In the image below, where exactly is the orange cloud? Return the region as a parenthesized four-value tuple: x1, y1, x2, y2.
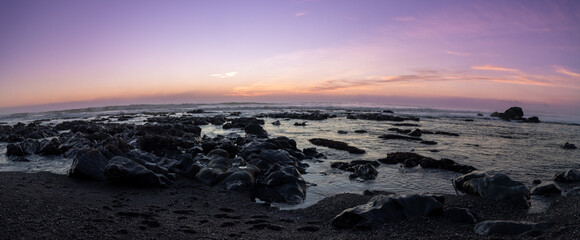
(471, 65, 519, 72)
(554, 65, 580, 77)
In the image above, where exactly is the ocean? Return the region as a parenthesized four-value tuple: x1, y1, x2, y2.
(1, 102, 579, 209)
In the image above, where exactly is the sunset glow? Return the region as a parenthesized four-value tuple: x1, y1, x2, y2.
(1, 0, 579, 113)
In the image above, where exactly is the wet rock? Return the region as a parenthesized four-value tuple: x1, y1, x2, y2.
(308, 138, 365, 154)
(562, 142, 577, 149)
(196, 149, 233, 185)
(443, 207, 477, 224)
(337, 130, 348, 134)
(69, 148, 109, 181)
(138, 134, 197, 157)
(6, 143, 25, 156)
(254, 164, 307, 204)
(474, 220, 550, 236)
(409, 129, 422, 137)
(378, 134, 422, 141)
(256, 112, 332, 120)
(553, 169, 580, 182)
(348, 164, 378, 181)
(36, 138, 62, 156)
(294, 122, 307, 126)
(454, 172, 530, 208)
(420, 140, 437, 145)
(354, 130, 367, 133)
(440, 158, 476, 174)
(378, 152, 426, 167)
(531, 182, 562, 196)
(220, 165, 260, 191)
(272, 120, 281, 125)
(331, 194, 444, 229)
(104, 156, 171, 187)
(244, 123, 268, 138)
(331, 160, 380, 171)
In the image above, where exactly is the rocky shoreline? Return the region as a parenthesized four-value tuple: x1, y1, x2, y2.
(0, 171, 578, 239)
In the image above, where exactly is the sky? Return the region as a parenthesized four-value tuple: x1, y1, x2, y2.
(1, 0, 579, 114)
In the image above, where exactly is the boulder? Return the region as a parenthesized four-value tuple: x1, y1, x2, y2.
(104, 156, 171, 187)
(443, 207, 477, 224)
(308, 138, 365, 154)
(378, 152, 426, 167)
(455, 172, 530, 208)
(331, 194, 444, 229)
(553, 169, 580, 182)
(6, 143, 25, 156)
(36, 138, 62, 156)
(219, 165, 260, 191)
(474, 220, 550, 236)
(567, 186, 580, 196)
(562, 142, 577, 149)
(531, 182, 562, 196)
(409, 129, 422, 137)
(348, 163, 378, 181)
(196, 149, 233, 185)
(244, 123, 268, 138)
(254, 165, 307, 204)
(272, 120, 281, 125)
(68, 148, 109, 181)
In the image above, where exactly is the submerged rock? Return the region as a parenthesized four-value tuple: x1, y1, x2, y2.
(348, 164, 378, 181)
(474, 220, 550, 236)
(331, 194, 444, 229)
(309, 138, 365, 154)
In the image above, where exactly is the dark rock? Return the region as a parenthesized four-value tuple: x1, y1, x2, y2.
(567, 186, 580, 196)
(562, 142, 577, 149)
(331, 194, 444, 229)
(267, 136, 298, 151)
(420, 140, 437, 145)
(220, 165, 260, 191)
(532, 179, 542, 184)
(553, 169, 580, 182)
(524, 116, 540, 123)
(138, 134, 197, 157)
(6, 143, 25, 156)
(393, 123, 420, 127)
(36, 138, 62, 156)
(244, 123, 268, 138)
(378, 152, 426, 166)
(354, 130, 367, 133)
(69, 148, 109, 181)
(443, 207, 477, 224)
(378, 134, 422, 141)
(337, 130, 348, 134)
(409, 129, 422, 137)
(272, 120, 281, 125)
(455, 172, 530, 208)
(531, 182, 562, 196)
(347, 113, 419, 122)
(474, 220, 550, 236)
(104, 156, 171, 187)
(348, 164, 378, 181)
(440, 158, 476, 174)
(196, 149, 233, 185)
(256, 112, 332, 121)
(254, 164, 307, 204)
(294, 122, 307, 126)
(302, 148, 318, 158)
(308, 138, 365, 154)
(419, 158, 441, 169)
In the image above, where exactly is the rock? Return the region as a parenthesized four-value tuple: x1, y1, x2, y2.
(68, 148, 109, 181)
(440, 158, 476, 174)
(104, 156, 171, 187)
(346, 113, 419, 122)
(562, 142, 577, 149)
(272, 120, 281, 125)
(254, 164, 307, 204)
(36, 138, 62, 156)
(220, 165, 260, 191)
(531, 182, 562, 196)
(378, 152, 426, 167)
(302, 148, 318, 158)
(455, 172, 530, 208)
(337, 130, 348, 134)
(331, 194, 444, 229)
(308, 138, 365, 154)
(567, 186, 580, 196)
(196, 149, 233, 185)
(6, 143, 25, 156)
(553, 169, 580, 182)
(409, 129, 422, 137)
(474, 220, 550, 236)
(354, 130, 367, 133)
(331, 160, 380, 172)
(256, 112, 332, 120)
(443, 207, 477, 224)
(138, 134, 197, 157)
(504, 107, 524, 120)
(244, 123, 268, 138)
(348, 164, 378, 181)
(524, 116, 540, 123)
(532, 179, 542, 184)
(294, 122, 307, 126)
(420, 140, 437, 145)
(378, 134, 422, 141)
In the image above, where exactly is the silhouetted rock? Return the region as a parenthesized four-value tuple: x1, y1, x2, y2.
(309, 138, 365, 154)
(256, 112, 333, 120)
(490, 106, 539, 122)
(553, 169, 580, 182)
(68, 148, 109, 181)
(331, 194, 444, 229)
(409, 129, 422, 137)
(272, 120, 281, 125)
(347, 113, 419, 122)
(562, 142, 577, 149)
(337, 130, 348, 134)
(354, 130, 367, 133)
(244, 123, 268, 138)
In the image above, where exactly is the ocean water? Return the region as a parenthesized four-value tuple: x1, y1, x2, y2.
(1, 102, 579, 209)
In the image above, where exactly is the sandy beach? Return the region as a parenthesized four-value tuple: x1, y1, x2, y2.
(1, 171, 578, 240)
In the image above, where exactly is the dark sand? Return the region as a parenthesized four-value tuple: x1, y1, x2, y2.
(1, 172, 578, 239)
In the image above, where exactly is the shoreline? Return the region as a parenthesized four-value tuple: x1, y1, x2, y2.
(1, 171, 578, 239)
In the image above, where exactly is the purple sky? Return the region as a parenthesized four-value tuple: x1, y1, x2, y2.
(1, 0, 579, 113)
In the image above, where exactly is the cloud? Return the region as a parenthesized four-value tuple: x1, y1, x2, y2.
(393, 16, 416, 22)
(210, 72, 238, 78)
(471, 65, 519, 72)
(445, 51, 471, 57)
(554, 65, 580, 77)
(295, 11, 308, 17)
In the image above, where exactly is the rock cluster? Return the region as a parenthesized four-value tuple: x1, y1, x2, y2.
(490, 106, 540, 122)
(378, 152, 476, 174)
(453, 171, 531, 208)
(308, 138, 365, 154)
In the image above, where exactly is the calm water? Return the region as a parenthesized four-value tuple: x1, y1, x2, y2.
(1, 103, 579, 209)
